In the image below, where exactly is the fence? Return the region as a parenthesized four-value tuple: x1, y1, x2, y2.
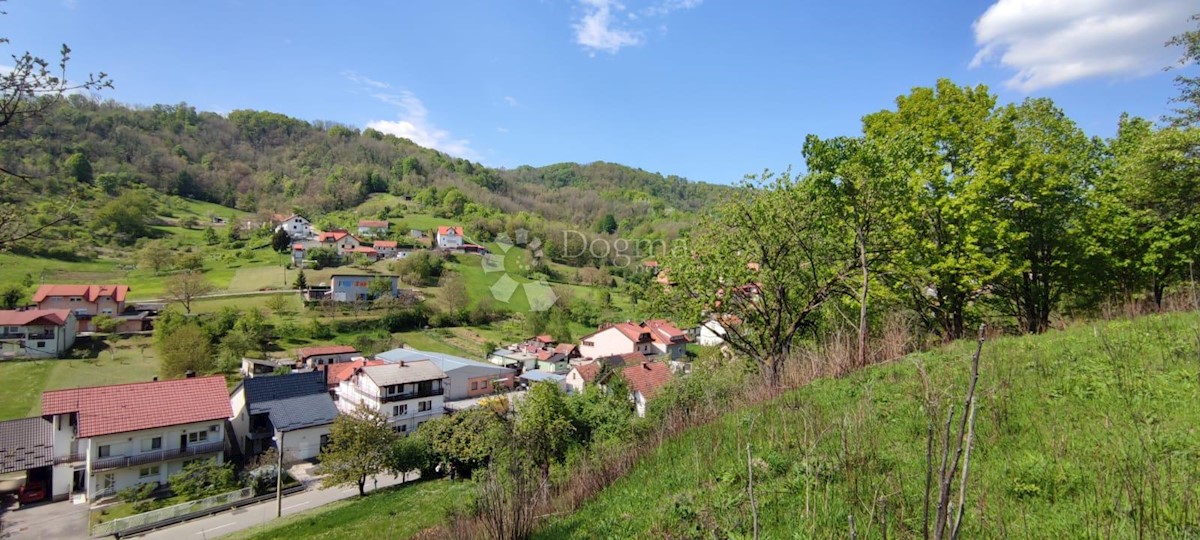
(90, 487, 252, 537)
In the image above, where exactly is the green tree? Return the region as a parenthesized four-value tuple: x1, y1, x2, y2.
(93, 190, 156, 242)
(441, 188, 468, 217)
(165, 270, 214, 314)
(293, 269, 308, 289)
(92, 314, 120, 334)
(597, 213, 618, 234)
(386, 435, 436, 482)
(657, 170, 854, 385)
(167, 459, 237, 500)
(203, 226, 219, 245)
(158, 323, 215, 377)
(137, 241, 173, 275)
(320, 404, 397, 496)
(975, 98, 1095, 332)
(307, 247, 339, 269)
(0, 285, 24, 309)
(63, 152, 92, 184)
(441, 274, 470, 317)
(420, 407, 503, 479)
(1166, 14, 1200, 127)
(178, 252, 204, 272)
(270, 227, 291, 252)
(394, 250, 444, 286)
(264, 293, 293, 317)
(368, 277, 395, 300)
(862, 79, 1000, 339)
(514, 382, 575, 485)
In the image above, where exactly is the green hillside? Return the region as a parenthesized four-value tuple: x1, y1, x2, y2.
(535, 312, 1200, 539)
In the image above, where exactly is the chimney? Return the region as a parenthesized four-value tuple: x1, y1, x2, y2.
(642, 362, 651, 371)
(185, 370, 195, 378)
(152, 376, 158, 382)
(398, 360, 405, 367)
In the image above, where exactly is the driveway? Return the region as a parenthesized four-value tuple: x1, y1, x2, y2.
(0, 497, 88, 540)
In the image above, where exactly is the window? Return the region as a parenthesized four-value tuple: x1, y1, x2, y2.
(418, 400, 431, 412)
(101, 473, 115, 491)
(36, 341, 45, 348)
(320, 434, 330, 447)
(397, 404, 408, 415)
(141, 437, 162, 452)
(470, 381, 478, 391)
(187, 431, 208, 443)
(97, 445, 111, 458)
(139, 466, 160, 479)
(398, 424, 407, 433)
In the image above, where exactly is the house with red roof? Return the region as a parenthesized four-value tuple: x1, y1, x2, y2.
(0, 309, 78, 358)
(41, 375, 233, 501)
(297, 344, 360, 369)
(357, 219, 390, 238)
(436, 225, 464, 249)
(316, 229, 362, 256)
(372, 240, 399, 258)
(621, 361, 674, 417)
(578, 320, 691, 361)
(32, 284, 131, 333)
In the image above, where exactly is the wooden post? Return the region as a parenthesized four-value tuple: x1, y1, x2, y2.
(275, 430, 284, 518)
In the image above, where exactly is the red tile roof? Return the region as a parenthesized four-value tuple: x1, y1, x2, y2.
(553, 343, 578, 356)
(643, 319, 690, 345)
(574, 361, 602, 383)
(373, 240, 398, 248)
(358, 220, 390, 228)
(0, 309, 71, 327)
(437, 226, 463, 236)
(41, 376, 232, 438)
(349, 247, 379, 255)
(534, 334, 555, 344)
(325, 359, 385, 388)
(317, 230, 350, 242)
(621, 361, 674, 400)
(298, 345, 359, 360)
(32, 284, 129, 304)
(292, 243, 306, 250)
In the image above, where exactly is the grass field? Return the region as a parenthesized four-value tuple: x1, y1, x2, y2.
(536, 312, 1200, 539)
(224, 479, 474, 540)
(0, 335, 159, 420)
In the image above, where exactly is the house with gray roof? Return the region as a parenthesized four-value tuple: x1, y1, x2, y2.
(229, 371, 338, 461)
(0, 417, 56, 501)
(377, 347, 516, 401)
(334, 360, 447, 434)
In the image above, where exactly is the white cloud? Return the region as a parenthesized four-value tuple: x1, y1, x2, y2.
(496, 127, 510, 133)
(340, 70, 390, 90)
(343, 72, 478, 160)
(574, 0, 643, 55)
(971, 0, 1197, 91)
(643, 0, 702, 17)
(503, 95, 520, 107)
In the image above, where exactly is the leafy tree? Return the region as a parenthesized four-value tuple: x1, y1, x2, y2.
(862, 80, 1000, 339)
(657, 170, 854, 385)
(975, 98, 1094, 332)
(270, 227, 291, 252)
(307, 247, 339, 269)
(178, 252, 204, 272)
(597, 213, 618, 234)
(1166, 14, 1200, 127)
(165, 271, 214, 314)
(368, 277, 395, 301)
(320, 404, 396, 496)
(225, 222, 240, 243)
(93, 190, 156, 242)
(441, 274, 470, 317)
(137, 241, 173, 275)
(386, 435, 436, 482)
(0, 285, 23, 309)
(203, 227, 219, 245)
(63, 152, 92, 184)
(167, 459, 237, 500)
(441, 188, 468, 217)
(264, 293, 293, 317)
(566, 379, 633, 446)
(293, 269, 308, 289)
(92, 314, 120, 334)
(514, 382, 575, 483)
(394, 250, 445, 286)
(158, 323, 215, 377)
(420, 407, 503, 479)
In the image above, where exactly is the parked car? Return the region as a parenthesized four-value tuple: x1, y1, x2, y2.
(18, 481, 47, 505)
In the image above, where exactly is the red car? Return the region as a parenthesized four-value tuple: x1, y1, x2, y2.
(18, 481, 47, 505)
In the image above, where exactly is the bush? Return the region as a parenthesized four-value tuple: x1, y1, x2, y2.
(167, 459, 238, 501)
(118, 482, 157, 511)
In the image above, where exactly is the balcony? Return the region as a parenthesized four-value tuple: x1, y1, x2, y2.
(92, 440, 224, 471)
(1, 332, 54, 341)
(379, 387, 444, 403)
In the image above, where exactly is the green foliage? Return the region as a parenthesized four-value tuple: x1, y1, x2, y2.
(118, 483, 157, 512)
(320, 404, 397, 496)
(306, 247, 339, 269)
(420, 407, 505, 479)
(0, 285, 23, 309)
(157, 323, 215, 377)
(367, 277, 395, 300)
(92, 314, 120, 334)
(514, 382, 576, 472)
(386, 435, 437, 479)
(92, 190, 156, 243)
(167, 459, 238, 501)
(1165, 15, 1200, 127)
(270, 228, 291, 252)
(394, 250, 445, 286)
(540, 312, 1200, 539)
(203, 227, 219, 245)
(63, 152, 93, 184)
(293, 269, 308, 289)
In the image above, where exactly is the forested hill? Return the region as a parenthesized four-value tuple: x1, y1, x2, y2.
(0, 97, 732, 229)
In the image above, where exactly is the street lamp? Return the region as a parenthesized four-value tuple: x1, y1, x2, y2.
(273, 430, 284, 517)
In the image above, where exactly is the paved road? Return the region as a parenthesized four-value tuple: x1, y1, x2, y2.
(133, 473, 413, 540)
(0, 497, 89, 540)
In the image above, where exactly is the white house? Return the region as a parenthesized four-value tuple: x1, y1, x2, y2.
(698, 319, 727, 346)
(296, 345, 360, 369)
(436, 226, 464, 249)
(41, 376, 233, 501)
(621, 361, 674, 418)
(334, 361, 447, 434)
(373, 240, 399, 258)
(229, 371, 337, 461)
(577, 320, 690, 361)
(0, 310, 78, 359)
(276, 215, 313, 239)
(357, 220, 390, 238)
(376, 348, 516, 402)
(316, 230, 362, 256)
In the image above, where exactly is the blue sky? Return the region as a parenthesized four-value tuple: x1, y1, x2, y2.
(4, 0, 1196, 184)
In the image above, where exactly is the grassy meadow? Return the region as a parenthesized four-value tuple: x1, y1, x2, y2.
(536, 311, 1200, 539)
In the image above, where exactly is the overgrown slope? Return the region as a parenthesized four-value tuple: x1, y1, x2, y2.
(537, 313, 1200, 538)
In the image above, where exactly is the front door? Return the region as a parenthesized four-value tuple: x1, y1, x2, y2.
(72, 468, 85, 493)
(180, 433, 188, 451)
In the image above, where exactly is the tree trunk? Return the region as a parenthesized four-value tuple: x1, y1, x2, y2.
(357, 476, 366, 496)
(857, 230, 870, 368)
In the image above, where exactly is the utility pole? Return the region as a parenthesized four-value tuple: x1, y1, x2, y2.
(275, 430, 284, 517)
